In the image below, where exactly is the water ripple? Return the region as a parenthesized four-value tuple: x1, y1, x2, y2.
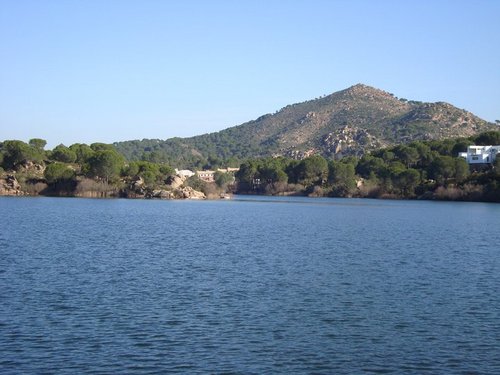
(1, 197, 500, 374)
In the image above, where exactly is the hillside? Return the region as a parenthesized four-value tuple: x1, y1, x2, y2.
(114, 84, 496, 167)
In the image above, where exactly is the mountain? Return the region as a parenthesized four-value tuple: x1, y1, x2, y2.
(114, 84, 496, 166)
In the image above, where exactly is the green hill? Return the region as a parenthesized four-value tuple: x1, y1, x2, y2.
(114, 84, 496, 167)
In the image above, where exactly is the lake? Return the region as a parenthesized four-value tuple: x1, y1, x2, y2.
(1, 196, 499, 374)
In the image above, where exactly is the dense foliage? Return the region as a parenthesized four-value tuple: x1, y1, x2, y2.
(234, 131, 500, 201)
(0, 139, 177, 196)
(1, 129, 499, 201)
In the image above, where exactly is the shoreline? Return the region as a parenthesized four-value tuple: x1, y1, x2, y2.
(1, 190, 498, 204)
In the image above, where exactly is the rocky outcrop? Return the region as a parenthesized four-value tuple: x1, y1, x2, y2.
(143, 186, 205, 199)
(320, 126, 387, 158)
(125, 176, 146, 197)
(0, 172, 206, 200)
(17, 161, 45, 175)
(165, 175, 185, 189)
(124, 174, 204, 199)
(149, 189, 174, 199)
(281, 148, 318, 160)
(178, 186, 206, 199)
(0, 175, 25, 196)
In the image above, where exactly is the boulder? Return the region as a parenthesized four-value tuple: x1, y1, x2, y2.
(128, 176, 146, 195)
(151, 189, 174, 199)
(0, 175, 25, 196)
(18, 161, 46, 174)
(131, 176, 144, 188)
(179, 186, 206, 199)
(165, 175, 185, 189)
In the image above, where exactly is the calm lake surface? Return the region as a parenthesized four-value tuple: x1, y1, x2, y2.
(1, 196, 499, 374)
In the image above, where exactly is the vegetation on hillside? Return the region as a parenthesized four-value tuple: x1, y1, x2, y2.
(0, 140, 176, 197)
(114, 84, 496, 168)
(234, 131, 500, 202)
(1, 130, 499, 202)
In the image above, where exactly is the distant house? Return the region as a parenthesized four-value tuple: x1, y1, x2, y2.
(175, 169, 195, 178)
(459, 145, 500, 167)
(196, 168, 239, 182)
(197, 170, 215, 182)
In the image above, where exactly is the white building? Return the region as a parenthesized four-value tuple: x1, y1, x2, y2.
(175, 169, 195, 178)
(459, 145, 500, 165)
(194, 167, 240, 182)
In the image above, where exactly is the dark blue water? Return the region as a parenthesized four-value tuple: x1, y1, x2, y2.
(1, 196, 499, 374)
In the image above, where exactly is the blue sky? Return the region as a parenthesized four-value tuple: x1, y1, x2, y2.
(1, 0, 499, 148)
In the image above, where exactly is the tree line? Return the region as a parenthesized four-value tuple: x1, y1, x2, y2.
(235, 131, 500, 201)
(2, 130, 500, 201)
(0, 139, 175, 193)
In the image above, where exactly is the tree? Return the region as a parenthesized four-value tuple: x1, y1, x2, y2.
(226, 156, 240, 168)
(428, 156, 456, 185)
(214, 171, 234, 188)
(259, 159, 288, 185)
(90, 143, 116, 152)
(451, 139, 473, 156)
(409, 141, 434, 167)
(381, 150, 395, 162)
(87, 150, 125, 183)
(427, 157, 468, 185)
(284, 160, 301, 183)
(295, 155, 328, 185)
(159, 164, 174, 177)
(494, 157, 500, 176)
(356, 155, 386, 178)
(121, 160, 174, 185)
(185, 175, 207, 192)
(454, 158, 469, 182)
(394, 168, 420, 196)
(44, 163, 76, 185)
(379, 162, 405, 194)
(393, 145, 419, 167)
(146, 150, 168, 164)
(1, 140, 43, 169)
(235, 160, 259, 190)
(122, 162, 140, 177)
(205, 155, 223, 169)
(51, 144, 77, 163)
(69, 143, 94, 164)
(473, 131, 500, 146)
(29, 138, 47, 152)
(135, 161, 161, 185)
(328, 161, 356, 196)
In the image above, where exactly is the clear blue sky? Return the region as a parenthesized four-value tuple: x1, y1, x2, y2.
(1, 0, 499, 148)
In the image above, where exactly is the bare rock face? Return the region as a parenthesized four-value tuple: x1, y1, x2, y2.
(179, 186, 206, 199)
(0, 175, 25, 196)
(16, 161, 46, 177)
(320, 126, 388, 158)
(131, 176, 144, 188)
(282, 148, 318, 160)
(128, 176, 146, 196)
(150, 189, 174, 199)
(165, 175, 185, 189)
